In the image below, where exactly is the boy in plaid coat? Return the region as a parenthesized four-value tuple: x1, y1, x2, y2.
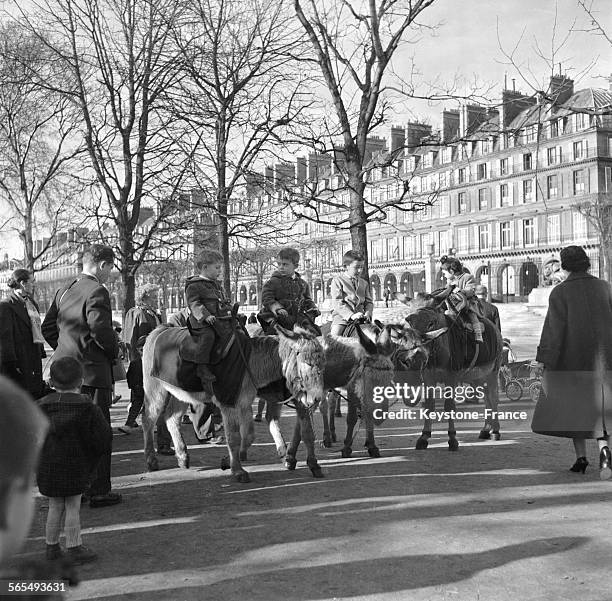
(37, 357, 111, 565)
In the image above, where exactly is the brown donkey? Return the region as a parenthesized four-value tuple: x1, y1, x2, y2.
(142, 325, 325, 483)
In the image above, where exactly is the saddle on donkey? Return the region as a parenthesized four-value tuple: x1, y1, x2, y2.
(445, 314, 497, 371)
(150, 313, 251, 405)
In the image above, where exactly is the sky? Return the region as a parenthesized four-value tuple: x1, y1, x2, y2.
(396, 0, 612, 124)
(1, 0, 611, 259)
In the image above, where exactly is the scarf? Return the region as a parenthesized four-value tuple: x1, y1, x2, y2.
(24, 296, 45, 345)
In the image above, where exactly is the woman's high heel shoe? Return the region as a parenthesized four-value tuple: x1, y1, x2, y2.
(569, 457, 589, 474)
(599, 446, 611, 480)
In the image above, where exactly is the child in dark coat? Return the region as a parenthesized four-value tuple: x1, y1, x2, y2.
(37, 357, 112, 565)
(259, 247, 319, 334)
(185, 248, 232, 386)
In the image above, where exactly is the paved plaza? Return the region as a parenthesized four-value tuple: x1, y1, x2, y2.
(19, 303, 612, 600)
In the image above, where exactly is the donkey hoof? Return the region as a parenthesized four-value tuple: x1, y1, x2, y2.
(146, 457, 159, 472)
(323, 437, 332, 448)
(478, 430, 491, 440)
(234, 471, 251, 483)
(239, 450, 248, 461)
(448, 439, 459, 451)
(367, 446, 380, 458)
(220, 456, 230, 470)
(285, 455, 297, 471)
(341, 447, 352, 458)
(415, 437, 429, 450)
(310, 465, 325, 478)
(178, 455, 190, 469)
(493, 431, 501, 441)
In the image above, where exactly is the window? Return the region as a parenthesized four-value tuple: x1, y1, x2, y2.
(547, 147, 559, 165)
(575, 113, 588, 130)
(608, 136, 612, 158)
(457, 192, 467, 214)
(458, 167, 466, 184)
(478, 225, 490, 250)
(573, 140, 585, 160)
(525, 125, 537, 143)
(457, 227, 469, 252)
(500, 222, 511, 248)
(522, 179, 533, 202)
(403, 236, 416, 259)
(573, 169, 586, 195)
(499, 184, 509, 207)
(442, 147, 453, 163)
(480, 139, 490, 155)
(478, 188, 488, 210)
(499, 158, 509, 176)
(523, 153, 532, 171)
(573, 211, 588, 239)
(606, 166, 612, 192)
(477, 163, 488, 180)
(523, 219, 535, 245)
(549, 119, 559, 138)
(439, 195, 450, 217)
(547, 214, 560, 244)
(547, 175, 558, 199)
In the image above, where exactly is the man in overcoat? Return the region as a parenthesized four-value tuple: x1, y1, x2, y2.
(532, 245, 612, 478)
(42, 244, 121, 507)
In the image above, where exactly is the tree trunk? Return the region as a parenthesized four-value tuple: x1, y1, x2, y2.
(347, 170, 369, 280)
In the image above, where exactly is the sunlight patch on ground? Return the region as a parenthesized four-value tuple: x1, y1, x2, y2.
(27, 516, 201, 542)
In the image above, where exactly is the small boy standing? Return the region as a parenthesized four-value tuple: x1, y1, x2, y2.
(37, 357, 111, 565)
(185, 248, 232, 386)
(259, 247, 319, 334)
(330, 250, 374, 336)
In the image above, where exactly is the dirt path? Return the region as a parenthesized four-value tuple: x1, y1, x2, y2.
(19, 390, 612, 601)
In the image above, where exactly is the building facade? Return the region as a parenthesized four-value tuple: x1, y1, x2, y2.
(236, 76, 612, 306)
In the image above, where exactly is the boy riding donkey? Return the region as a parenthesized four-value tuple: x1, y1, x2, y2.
(258, 247, 320, 335)
(254, 247, 320, 424)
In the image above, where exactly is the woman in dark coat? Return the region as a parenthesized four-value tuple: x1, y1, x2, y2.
(532, 246, 612, 478)
(0, 269, 46, 398)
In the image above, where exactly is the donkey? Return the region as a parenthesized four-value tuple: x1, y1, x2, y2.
(260, 324, 397, 469)
(393, 293, 504, 451)
(142, 324, 325, 483)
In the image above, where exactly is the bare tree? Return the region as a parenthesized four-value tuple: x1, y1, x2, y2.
(170, 0, 310, 297)
(0, 23, 84, 273)
(12, 0, 200, 311)
(291, 0, 453, 278)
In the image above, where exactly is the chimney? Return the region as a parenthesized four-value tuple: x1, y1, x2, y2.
(459, 104, 488, 137)
(440, 110, 460, 143)
(405, 122, 432, 151)
(548, 75, 574, 105)
(499, 88, 537, 128)
(387, 125, 406, 152)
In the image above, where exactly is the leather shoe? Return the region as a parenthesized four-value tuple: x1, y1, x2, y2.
(89, 492, 122, 508)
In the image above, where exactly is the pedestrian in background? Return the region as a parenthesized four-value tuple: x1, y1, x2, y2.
(37, 358, 111, 565)
(0, 268, 46, 399)
(42, 244, 121, 508)
(475, 284, 501, 333)
(122, 284, 161, 429)
(532, 245, 612, 479)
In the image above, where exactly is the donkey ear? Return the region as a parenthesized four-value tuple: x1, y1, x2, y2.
(355, 322, 378, 355)
(275, 324, 298, 339)
(423, 327, 447, 340)
(374, 319, 385, 330)
(377, 326, 397, 356)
